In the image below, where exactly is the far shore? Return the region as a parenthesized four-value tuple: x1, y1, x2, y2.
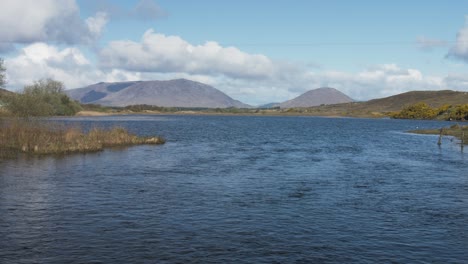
(74, 109, 384, 118)
(75, 110, 118, 116)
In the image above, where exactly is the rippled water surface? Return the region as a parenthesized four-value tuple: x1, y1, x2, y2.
(1, 115, 467, 263)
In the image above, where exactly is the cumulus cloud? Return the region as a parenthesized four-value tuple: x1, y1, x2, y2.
(5, 43, 94, 89)
(94, 29, 461, 104)
(447, 16, 468, 62)
(4, 43, 147, 91)
(85, 12, 109, 39)
(443, 74, 468, 90)
(0, 0, 108, 49)
(2, 42, 459, 106)
(416, 36, 448, 51)
(319, 64, 443, 100)
(99, 29, 277, 79)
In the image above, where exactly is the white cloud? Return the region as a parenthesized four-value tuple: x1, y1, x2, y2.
(309, 65, 445, 101)
(443, 74, 468, 90)
(85, 12, 109, 39)
(0, 0, 108, 49)
(95, 29, 464, 104)
(3, 42, 462, 106)
(6, 43, 94, 89)
(4, 43, 145, 90)
(447, 16, 468, 61)
(99, 29, 277, 79)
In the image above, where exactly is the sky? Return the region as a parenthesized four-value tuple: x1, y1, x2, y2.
(1, 0, 468, 105)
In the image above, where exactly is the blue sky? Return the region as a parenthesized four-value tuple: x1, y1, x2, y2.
(1, 0, 468, 105)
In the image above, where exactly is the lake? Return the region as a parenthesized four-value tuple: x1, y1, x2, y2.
(1, 115, 467, 263)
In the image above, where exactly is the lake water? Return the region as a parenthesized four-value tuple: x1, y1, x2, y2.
(1, 115, 467, 263)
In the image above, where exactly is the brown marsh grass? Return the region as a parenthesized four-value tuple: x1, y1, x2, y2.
(0, 119, 165, 157)
(410, 124, 468, 145)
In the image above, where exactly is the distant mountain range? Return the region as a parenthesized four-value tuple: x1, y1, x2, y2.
(4, 81, 468, 116)
(67, 79, 250, 108)
(67, 79, 355, 108)
(279, 87, 353, 108)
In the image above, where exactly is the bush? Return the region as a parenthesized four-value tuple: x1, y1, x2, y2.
(4, 79, 82, 117)
(390, 102, 437, 119)
(447, 104, 468, 121)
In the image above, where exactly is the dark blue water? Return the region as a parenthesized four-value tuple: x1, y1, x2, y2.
(1, 115, 467, 263)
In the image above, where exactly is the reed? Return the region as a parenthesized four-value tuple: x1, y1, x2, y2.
(0, 119, 165, 157)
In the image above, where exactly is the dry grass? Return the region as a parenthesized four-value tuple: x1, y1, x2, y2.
(410, 124, 468, 145)
(0, 119, 165, 157)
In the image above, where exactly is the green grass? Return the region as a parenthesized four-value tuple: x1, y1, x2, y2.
(0, 119, 165, 157)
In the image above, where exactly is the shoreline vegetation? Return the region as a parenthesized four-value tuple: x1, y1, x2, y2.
(74, 103, 389, 118)
(0, 119, 165, 158)
(410, 124, 468, 146)
(71, 96, 468, 120)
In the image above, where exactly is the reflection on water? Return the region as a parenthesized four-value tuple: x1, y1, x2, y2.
(1, 116, 467, 263)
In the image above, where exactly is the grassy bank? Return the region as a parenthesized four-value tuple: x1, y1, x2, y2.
(76, 103, 385, 118)
(410, 124, 468, 145)
(0, 119, 165, 157)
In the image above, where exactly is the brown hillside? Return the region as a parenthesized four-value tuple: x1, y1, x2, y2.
(0, 88, 14, 99)
(361, 90, 468, 112)
(299, 90, 468, 117)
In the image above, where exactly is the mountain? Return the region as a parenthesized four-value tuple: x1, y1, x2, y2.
(280, 87, 353, 108)
(67, 79, 251, 108)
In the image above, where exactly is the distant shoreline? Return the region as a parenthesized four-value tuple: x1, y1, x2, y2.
(74, 109, 382, 118)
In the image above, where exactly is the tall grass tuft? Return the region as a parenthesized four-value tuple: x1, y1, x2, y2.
(0, 119, 165, 157)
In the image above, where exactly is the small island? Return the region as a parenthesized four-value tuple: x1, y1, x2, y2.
(0, 121, 164, 157)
